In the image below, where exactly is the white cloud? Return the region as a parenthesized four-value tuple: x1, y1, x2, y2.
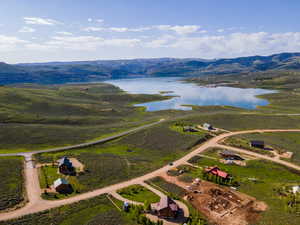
(0, 35, 28, 51)
(19, 26, 35, 33)
(145, 32, 300, 58)
(155, 25, 201, 35)
(83, 26, 150, 32)
(26, 35, 141, 51)
(217, 29, 225, 33)
(109, 27, 129, 32)
(96, 19, 104, 23)
(56, 31, 73, 35)
(88, 18, 93, 22)
(83, 27, 105, 32)
(23, 17, 62, 25)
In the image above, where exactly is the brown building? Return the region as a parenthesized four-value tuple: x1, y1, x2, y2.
(151, 196, 179, 218)
(53, 178, 73, 194)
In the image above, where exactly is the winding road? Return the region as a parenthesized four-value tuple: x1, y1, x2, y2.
(1, 124, 300, 222)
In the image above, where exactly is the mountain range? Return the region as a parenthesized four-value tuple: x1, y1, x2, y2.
(1, 52, 300, 85)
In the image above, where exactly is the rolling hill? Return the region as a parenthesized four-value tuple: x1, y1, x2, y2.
(1, 52, 300, 84)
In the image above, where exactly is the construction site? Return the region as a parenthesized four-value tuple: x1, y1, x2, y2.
(161, 170, 267, 225)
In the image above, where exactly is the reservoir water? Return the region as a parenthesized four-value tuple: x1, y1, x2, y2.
(105, 77, 274, 111)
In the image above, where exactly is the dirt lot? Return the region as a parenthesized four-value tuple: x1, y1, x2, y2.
(160, 173, 267, 225)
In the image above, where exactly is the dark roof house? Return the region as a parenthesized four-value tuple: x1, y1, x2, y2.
(53, 178, 73, 194)
(250, 140, 265, 149)
(57, 157, 74, 175)
(151, 196, 179, 218)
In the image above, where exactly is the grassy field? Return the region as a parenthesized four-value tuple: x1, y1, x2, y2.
(0, 157, 24, 211)
(117, 184, 160, 203)
(187, 148, 300, 225)
(224, 136, 275, 157)
(35, 121, 209, 196)
(225, 132, 300, 165)
(0, 83, 174, 153)
(171, 113, 300, 131)
(0, 195, 139, 225)
(146, 177, 186, 199)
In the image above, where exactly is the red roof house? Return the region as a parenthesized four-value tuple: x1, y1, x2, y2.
(204, 166, 229, 179)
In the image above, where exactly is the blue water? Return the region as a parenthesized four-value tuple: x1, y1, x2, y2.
(105, 77, 274, 111)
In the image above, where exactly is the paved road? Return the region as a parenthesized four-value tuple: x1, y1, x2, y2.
(1, 128, 300, 221)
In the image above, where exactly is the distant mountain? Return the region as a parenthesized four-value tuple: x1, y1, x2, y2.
(1, 52, 300, 84)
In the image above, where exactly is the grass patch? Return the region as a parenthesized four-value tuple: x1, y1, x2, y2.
(117, 184, 160, 203)
(0, 83, 173, 152)
(226, 132, 300, 165)
(35, 122, 210, 195)
(224, 136, 274, 156)
(146, 177, 186, 199)
(0, 156, 24, 211)
(0, 195, 137, 225)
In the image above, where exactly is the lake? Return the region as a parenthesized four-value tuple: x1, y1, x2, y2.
(105, 77, 274, 111)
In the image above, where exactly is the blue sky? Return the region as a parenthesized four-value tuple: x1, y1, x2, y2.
(1, 0, 300, 63)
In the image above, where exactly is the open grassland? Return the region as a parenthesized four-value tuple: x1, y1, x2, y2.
(226, 132, 300, 165)
(117, 184, 160, 203)
(188, 149, 300, 225)
(0, 157, 24, 211)
(0, 83, 173, 152)
(35, 122, 208, 195)
(224, 136, 275, 157)
(171, 113, 300, 131)
(0, 195, 138, 225)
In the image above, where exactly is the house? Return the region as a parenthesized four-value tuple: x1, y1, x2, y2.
(183, 126, 198, 132)
(220, 150, 245, 161)
(53, 178, 73, 194)
(203, 123, 213, 131)
(250, 140, 265, 149)
(151, 196, 179, 218)
(204, 166, 230, 179)
(57, 157, 74, 175)
(123, 202, 130, 212)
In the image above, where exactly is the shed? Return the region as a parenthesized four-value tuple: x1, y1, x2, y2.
(123, 202, 130, 212)
(203, 123, 213, 130)
(183, 126, 198, 132)
(53, 178, 73, 194)
(151, 196, 179, 218)
(250, 140, 265, 149)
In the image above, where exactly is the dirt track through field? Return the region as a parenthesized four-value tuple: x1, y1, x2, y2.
(1, 128, 300, 221)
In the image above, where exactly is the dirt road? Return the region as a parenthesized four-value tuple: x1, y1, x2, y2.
(1, 128, 300, 221)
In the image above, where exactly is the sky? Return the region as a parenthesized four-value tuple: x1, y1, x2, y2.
(1, 0, 300, 63)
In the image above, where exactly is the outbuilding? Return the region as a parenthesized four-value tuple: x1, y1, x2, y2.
(203, 123, 213, 131)
(250, 140, 265, 149)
